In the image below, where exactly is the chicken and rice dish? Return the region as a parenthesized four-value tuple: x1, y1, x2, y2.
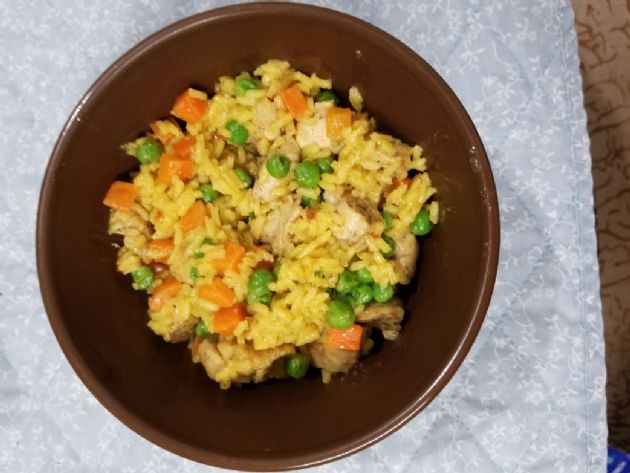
(102, 60, 438, 389)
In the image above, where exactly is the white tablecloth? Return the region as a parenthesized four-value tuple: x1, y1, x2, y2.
(0, 1, 606, 471)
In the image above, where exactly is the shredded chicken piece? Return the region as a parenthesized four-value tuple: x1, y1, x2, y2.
(198, 339, 293, 385)
(393, 230, 419, 284)
(198, 339, 226, 377)
(356, 299, 405, 341)
(296, 102, 332, 149)
(253, 99, 279, 140)
(259, 196, 301, 255)
(323, 188, 384, 242)
(160, 315, 196, 343)
(306, 342, 359, 373)
(108, 208, 151, 237)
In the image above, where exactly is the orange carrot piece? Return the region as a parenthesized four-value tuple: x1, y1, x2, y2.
(149, 276, 180, 311)
(171, 89, 208, 122)
(103, 181, 138, 211)
(280, 84, 307, 119)
(178, 201, 206, 232)
(148, 238, 175, 263)
(198, 278, 236, 307)
(326, 107, 352, 139)
(158, 153, 194, 184)
(172, 136, 196, 159)
(212, 242, 246, 275)
(325, 324, 363, 351)
(213, 303, 247, 336)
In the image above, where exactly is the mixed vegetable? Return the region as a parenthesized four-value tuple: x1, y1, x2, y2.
(102, 66, 436, 384)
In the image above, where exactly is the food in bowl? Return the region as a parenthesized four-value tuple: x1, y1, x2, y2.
(102, 60, 438, 389)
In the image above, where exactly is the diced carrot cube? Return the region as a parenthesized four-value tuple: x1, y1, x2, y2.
(158, 153, 194, 184)
(103, 181, 138, 211)
(172, 136, 196, 159)
(280, 84, 308, 119)
(149, 276, 180, 310)
(147, 238, 174, 263)
(178, 201, 206, 232)
(213, 303, 247, 336)
(171, 89, 208, 122)
(325, 324, 363, 351)
(326, 107, 352, 139)
(212, 242, 246, 275)
(198, 278, 236, 307)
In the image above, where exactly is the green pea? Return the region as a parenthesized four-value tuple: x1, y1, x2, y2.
(300, 194, 322, 208)
(190, 266, 200, 280)
(272, 264, 281, 279)
(315, 90, 340, 104)
(381, 210, 393, 231)
(226, 120, 248, 145)
(247, 291, 272, 305)
(355, 268, 373, 284)
(131, 266, 154, 290)
(235, 77, 261, 97)
(352, 284, 373, 305)
(195, 319, 211, 339)
(326, 298, 356, 329)
(266, 154, 291, 179)
(336, 270, 358, 294)
(134, 138, 163, 164)
(234, 168, 253, 188)
(201, 238, 214, 246)
(410, 209, 433, 236)
(285, 353, 310, 379)
(316, 157, 334, 174)
(248, 268, 274, 296)
(373, 283, 394, 303)
(380, 234, 396, 258)
(194, 251, 205, 259)
(199, 184, 219, 203)
(295, 161, 321, 188)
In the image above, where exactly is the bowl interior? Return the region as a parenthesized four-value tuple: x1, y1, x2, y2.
(37, 4, 498, 471)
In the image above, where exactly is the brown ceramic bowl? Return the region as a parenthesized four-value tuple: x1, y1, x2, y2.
(36, 3, 499, 471)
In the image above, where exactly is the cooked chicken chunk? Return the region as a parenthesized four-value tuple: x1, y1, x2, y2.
(259, 196, 301, 255)
(323, 188, 385, 243)
(296, 102, 333, 149)
(305, 327, 372, 373)
(253, 99, 279, 141)
(161, 316, 196, 343)
(393, 230, 419, 284)
(108, 208, 151, 237)
(198, 339, 293, 386)
(306, 342, 359, 373)
(197, 339, 226, 377)
(356, 299, 405, 341)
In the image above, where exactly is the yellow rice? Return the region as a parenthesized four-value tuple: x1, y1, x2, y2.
(106, 60, 438, 388)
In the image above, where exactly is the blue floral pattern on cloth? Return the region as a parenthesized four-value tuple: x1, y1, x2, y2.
(0, 1, 605, 472)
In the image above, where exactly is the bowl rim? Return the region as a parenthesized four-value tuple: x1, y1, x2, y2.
(36, 2, 500, 471)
